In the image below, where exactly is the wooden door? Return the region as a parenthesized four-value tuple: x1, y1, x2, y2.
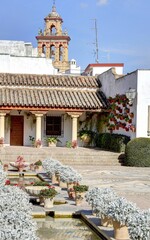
(10, 116, 24, 146)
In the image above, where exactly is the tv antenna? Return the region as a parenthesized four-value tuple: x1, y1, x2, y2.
(92, 19, 99, 63)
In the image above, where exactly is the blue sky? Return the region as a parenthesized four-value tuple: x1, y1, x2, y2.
(0, 0, 150, 73)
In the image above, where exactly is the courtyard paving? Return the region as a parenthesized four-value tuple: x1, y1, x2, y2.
(31, 165, 150, 240)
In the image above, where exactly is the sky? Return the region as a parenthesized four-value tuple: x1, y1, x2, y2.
(0, 0, 150, 74)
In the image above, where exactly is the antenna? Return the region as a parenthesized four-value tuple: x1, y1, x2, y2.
(92, 19, 99, 63)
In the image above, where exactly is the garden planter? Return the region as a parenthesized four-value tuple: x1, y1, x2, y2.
(51, 174, 58, 184)
(59, 180, 67, 189)
(75, 192, 86, 206)
(25, 186, 49, 196)
(43, 198, 54, 208)
(35, 165, 42, 172)
(30, 164, 35, 171)
(101, 214, 113, 227)
(48, 142, 57, 147)
(3, 165, 8, 172)
(68, 188, 76, 200)
(113, 221, 130, 240)
(67, 182, 77, 190)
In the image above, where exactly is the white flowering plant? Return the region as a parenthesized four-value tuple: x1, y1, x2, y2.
(106, 197, 139, 226)
(42, 158, 63, 176)
(128, 209, 150, 240)
(59, 165, 82, 183)
(85, 187, 117, 216)
(0, 165, 39, 240)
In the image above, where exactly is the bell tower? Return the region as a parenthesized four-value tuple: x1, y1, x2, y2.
(36, 1, 71, 73)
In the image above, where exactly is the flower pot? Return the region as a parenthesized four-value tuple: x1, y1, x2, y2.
(34, 165, 42, 172)
(30, 164, 35, 171)
(3, 165, 8, 172)
(113, 221, 130, 240)
(101, 214, 113, 227)
(43, 198, 54, 208)
(67, 188, 76, 200)
(75, 192, 86, 206)
(67, 182, 77, 190)
(59, 180, 67, 189)
(48, 142, 57, 147)
(51, 174, 58, 184)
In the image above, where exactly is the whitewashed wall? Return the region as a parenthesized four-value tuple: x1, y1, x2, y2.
(0, 55, 58, 75)
(136, 70, 150, 137)
(4, 110, 78, 146)
(99, 68, 137, 139)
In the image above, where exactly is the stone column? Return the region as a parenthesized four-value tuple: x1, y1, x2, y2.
(67, 112, 83, 142)
(0, 113, 6, 139)
(35, 114, 43, 141)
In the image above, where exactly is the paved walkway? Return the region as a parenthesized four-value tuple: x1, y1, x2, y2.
(31, 165, 150, 239)
(74, 165, 150, 210)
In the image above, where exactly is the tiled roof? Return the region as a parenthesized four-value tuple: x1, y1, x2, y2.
(0, 73, 107, 110)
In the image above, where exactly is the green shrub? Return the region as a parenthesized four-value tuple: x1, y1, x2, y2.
(125, 138, 150, 167)
(96, 133, 130, 153)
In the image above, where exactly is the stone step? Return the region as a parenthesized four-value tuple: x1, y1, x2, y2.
(0, 146, 123, 166)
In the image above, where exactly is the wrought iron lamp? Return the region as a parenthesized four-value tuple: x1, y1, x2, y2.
(125, 88, 136, 106)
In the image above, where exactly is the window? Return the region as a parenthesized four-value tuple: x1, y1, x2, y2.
(46, 116, 61, 136)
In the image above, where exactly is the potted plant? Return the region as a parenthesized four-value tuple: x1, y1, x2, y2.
(3, 164, 8, 172)
(85, 187, 117, 227)
(73, 184, 89, 206)
(128, 210, 150, 240)
(0, 137, 4, 147)
(45, 137, 61, 147)
(9, 156, 29, 172)
(42, 158, 63, 184)
(106, 197, 139, 240)
(34, 160, 42, 171)
(59, 165, 82, 194)
(78, 129, 96, 145)
(34, 139, 42, 148)
(39, 187, 57, 208)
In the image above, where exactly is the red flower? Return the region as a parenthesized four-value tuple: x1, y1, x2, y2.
(5, 179, 10, 185)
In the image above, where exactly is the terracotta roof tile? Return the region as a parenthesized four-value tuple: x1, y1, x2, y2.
(0, 73, 107, 110)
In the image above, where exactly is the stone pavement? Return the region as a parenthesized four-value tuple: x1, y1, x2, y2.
(73, 165, 150, 210)
(32, 165, 150, 239)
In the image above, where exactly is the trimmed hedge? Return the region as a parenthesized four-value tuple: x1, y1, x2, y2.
(125, 137, 150, 167)
(96, 133, 130, 153)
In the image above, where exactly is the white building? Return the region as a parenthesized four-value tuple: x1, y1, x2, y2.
(99, 68, 150, 139)
(0, 54, 58, 75)
(83, 63, 124, 76)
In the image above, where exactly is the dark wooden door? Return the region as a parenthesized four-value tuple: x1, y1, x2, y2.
(10, 116, 24, 146)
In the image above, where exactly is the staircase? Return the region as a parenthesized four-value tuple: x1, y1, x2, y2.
(0, 146, 123, 166)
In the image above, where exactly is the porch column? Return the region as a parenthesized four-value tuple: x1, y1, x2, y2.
(35, 114, 43, 140)
(0, 113, 6, 139)
(67, 112, 83, 141)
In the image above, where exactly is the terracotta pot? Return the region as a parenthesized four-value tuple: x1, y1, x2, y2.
(51, 174, 58, 184)
(43, 198, 54, 208)
(75, 192, 85, 206)
(30, 164, 35, 171)
(101, 214, 113, 227)
(3, 165, 8, 172)
(59, 180, 67, 189)
(113, 221, 130, 240)
(35, 165, 42, 172)
(48, 142, 57, 147)
(68, 188, 76, 200)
